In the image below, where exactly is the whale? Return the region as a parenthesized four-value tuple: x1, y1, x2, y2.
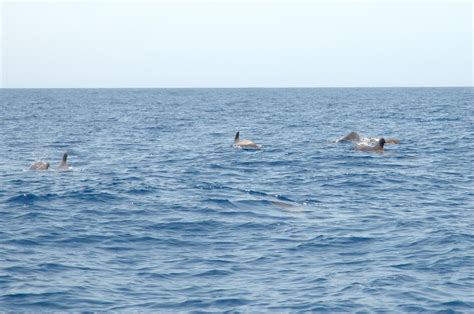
(30, 161, 50, 170)
(30, 152, 70, 170)
(356, 138, 386, 152)
(336, 131, 361, 143)
(59, 152, 69, 170)
(234, 131, 261, 149)
(337, 132, 400, 145)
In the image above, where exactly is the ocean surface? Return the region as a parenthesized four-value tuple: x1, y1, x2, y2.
(0, 88, 473, 312)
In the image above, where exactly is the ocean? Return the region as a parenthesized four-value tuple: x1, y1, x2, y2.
(0, 88, 473, 312)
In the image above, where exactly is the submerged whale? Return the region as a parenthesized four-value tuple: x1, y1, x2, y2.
(234, 131, 261, 149)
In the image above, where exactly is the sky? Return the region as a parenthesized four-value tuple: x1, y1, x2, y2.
(0, 0, 472, 88)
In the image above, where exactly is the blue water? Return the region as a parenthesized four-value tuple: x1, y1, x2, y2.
(1, 88, 473, 312)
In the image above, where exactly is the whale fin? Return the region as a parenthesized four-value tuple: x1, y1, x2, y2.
(378, 138, 386, 148)
(234, 131, 240, 143)
(59, 152, 69, 169)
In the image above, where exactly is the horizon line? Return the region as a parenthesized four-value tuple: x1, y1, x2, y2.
(1, 86, 473, 89)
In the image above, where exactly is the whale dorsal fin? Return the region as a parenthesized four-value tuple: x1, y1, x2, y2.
(60, 152, 68, 168)
(234, 131, 240, 143)
(378, 138, 386, 148)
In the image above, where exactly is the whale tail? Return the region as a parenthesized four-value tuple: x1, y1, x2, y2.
(234, 131, 240, 143)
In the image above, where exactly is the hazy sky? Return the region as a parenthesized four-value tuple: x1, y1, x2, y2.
(1, 0, 472, 87)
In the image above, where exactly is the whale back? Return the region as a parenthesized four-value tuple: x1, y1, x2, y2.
(386, 138, 400, 144)
(30, 161, 50, 170)
(356, 137, 385, 152)
(338, 131, 361, 143)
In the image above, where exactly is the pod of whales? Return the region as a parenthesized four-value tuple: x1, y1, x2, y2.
(30, 152, 70, 170)
(234, 131, 261, 149)
(27, 131, 399, 170)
